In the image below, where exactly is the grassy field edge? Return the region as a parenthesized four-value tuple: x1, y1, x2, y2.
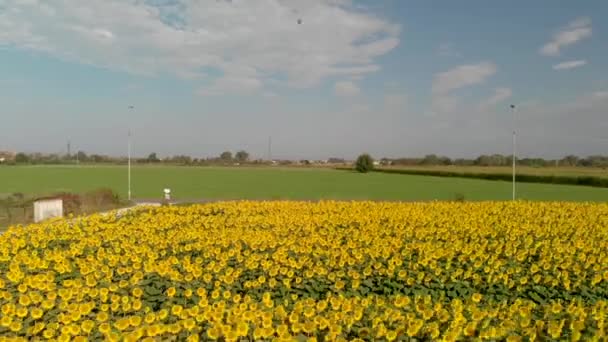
(361, 167, 608, 188)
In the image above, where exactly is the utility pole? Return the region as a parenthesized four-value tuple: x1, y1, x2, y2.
(268, 136, 272, 162)
(67, 140, 71, 158)
(510, 104, 516, 201)
(128, 129, 132, 201)
(128, 106, 134, 201)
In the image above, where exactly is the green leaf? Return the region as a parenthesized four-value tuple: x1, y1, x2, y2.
(528, 291, 545, 304)
(145, 285, 161, 296)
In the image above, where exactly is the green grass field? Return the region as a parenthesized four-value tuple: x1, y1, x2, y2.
(1, 165, 608, 202)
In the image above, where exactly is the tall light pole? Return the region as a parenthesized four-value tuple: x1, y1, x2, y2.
(268, 136, 272, 162)
(510, 104, 516, 201)
(128, 106, 134, 201)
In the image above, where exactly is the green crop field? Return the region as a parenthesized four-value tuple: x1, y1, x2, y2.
(1, 165, 608, 202)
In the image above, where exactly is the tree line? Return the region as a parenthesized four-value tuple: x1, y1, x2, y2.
(8, 150, 252, 166)
(3, 151, 608, 168)
(383, 154, 608, 168)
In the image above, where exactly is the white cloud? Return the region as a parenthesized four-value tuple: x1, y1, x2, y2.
(540, 17, 592, 56)
(0, 0, 400, 94)
(478, 87, 512, 111)
(199, 75, 263, 96)
(552, 60, 587, 70)
(334, 81, 360, 97)
(432, 62, 496, 95)
(430, 62, 497, 115)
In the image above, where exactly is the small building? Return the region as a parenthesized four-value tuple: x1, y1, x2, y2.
(33, 197, 63, 223)
(380, 159, 393, 166)
(0, 151, 16, 163)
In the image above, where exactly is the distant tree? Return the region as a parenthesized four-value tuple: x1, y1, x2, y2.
(392, 158, 420, 166)
(169, 155, 192, 165)
(182, 155, 192, 164)
(453, 158, 475, 166)
(15, 153, 29, 164)
(327, 158, 346, 164)
(560, 155, 579, 167)
(235, 150, 249, 162)
(519, 158, 548, 167)
(584, 155, 608, 168)
(474, 155, 493, 166)
(147, 153, 160, 163)
(220, 151, 233, 162)
(420, 154, 440, 165)
(76, 151, 88, 162)
(91, 154, 106, 163)
(355, 154, 374, 173)
(438, 156, 452, 165)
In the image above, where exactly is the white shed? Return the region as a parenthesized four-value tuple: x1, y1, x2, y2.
(34, 198, 63, 223)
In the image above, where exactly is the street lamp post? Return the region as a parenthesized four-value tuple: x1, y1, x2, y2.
(510, 104, 516, 201)
(128, 130, 132, 201)
(128, 106, 134, 201)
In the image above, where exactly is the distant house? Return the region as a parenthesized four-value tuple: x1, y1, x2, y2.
(373, 161, 381, 166)
(380, 159, 393, 166)
(0, 151, 16, 163)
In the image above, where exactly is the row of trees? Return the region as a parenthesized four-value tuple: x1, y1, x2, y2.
(9, 150, 251, 166)
(5, 151, 608, 168)
(385, 154, 608, 168)
(14, 152, 116, 164)
(141, 150, 251, 165)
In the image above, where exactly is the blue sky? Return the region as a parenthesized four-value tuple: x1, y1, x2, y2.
(1, 0, 607, 159)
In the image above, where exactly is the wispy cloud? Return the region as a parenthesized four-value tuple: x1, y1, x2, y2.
(432, 62, 496, 95)
(199, 76, 263, 96)
(552, 60, 587, 70)
(0, 0, 400, 95)
(334, 81, 361, 97)
(540, 17, 592, 56)
(478, 87, 512, 111)
(430, 62, 499, 116)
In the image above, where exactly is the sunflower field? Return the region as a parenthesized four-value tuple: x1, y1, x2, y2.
(0, 201, 607, 341)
